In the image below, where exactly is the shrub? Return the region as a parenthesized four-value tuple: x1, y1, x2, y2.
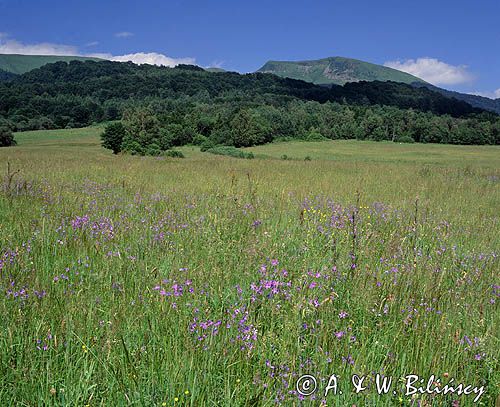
(145, 143, 162, 156)
(304, 128, 327, 141)
(304, 156, 312, 161)
(395, 135, 415, 143)
(200, 139, 216, 152)
(281, 154, 289, 160)
(164, 150, 185, 158)
(206, 146, 254, 159)
(192, 134, 208, 146)
(0, 127, 16, 147)
(121, 138, 145, 155)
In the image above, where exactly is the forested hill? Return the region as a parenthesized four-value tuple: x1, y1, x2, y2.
(0, 60, 484, 118)
(0, 60, 498, 147)
(0, 69, 17, 81)
(413, 82, 500, 114)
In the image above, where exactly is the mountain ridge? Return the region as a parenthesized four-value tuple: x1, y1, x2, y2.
(257, 56, 500, 113)
(1, 53, 498, 114)
(257, 56, 426, 86)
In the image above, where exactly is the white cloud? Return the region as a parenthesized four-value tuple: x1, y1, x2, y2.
(384, 57, 474, 86)
(114, 32, 134, 38)
(0, 38, 79, 56)
(0, 36, 196, 68)
(85, 41, 99, 47)
(109, 52, 195, 67)
(468, 89, 500, 99)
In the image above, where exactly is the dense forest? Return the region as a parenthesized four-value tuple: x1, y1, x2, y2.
(0, 69, 17, 82)
(0, 60, 499, 151)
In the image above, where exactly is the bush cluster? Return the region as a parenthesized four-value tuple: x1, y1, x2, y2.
(206, 146, 255, 159)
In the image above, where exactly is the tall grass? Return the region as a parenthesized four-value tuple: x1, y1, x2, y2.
(0, 128, 498, 405)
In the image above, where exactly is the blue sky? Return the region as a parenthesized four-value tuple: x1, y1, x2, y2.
(0, 0, 498, 97)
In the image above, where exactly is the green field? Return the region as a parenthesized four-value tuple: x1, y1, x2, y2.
(0, 128, 499, 406)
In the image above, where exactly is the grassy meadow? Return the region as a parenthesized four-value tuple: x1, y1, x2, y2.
(0, 127, 499, 406)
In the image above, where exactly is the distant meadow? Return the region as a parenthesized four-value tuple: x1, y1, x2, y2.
(0, 128, 498, 405)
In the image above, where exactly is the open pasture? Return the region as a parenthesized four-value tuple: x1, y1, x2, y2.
(0, 128, 499, 405)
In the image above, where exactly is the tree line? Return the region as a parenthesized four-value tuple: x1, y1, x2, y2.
(101, 99, 499, 156)
(0, 60, 499, 149)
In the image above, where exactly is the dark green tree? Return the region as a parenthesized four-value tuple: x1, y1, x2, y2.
(0, 127, 16, 147)
(230, 109, 269, 147)
(101, 122, 127, 154)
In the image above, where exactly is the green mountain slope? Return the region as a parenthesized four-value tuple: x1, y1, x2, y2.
(413, 82, 500, 114)
(257, 56, 500, 114)
(0, 54, 103, 74)
(257, 56, 426, 86)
